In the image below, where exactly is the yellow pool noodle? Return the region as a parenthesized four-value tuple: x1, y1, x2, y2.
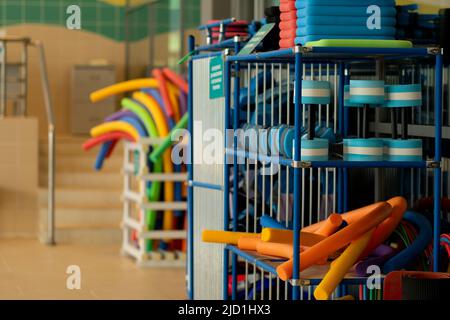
(90, 121, 140, 142)
(133, 91, 175, 231)
(202, 230, 260, 245)
(314, 229, 374, 301)
(90, 79, 159, 103)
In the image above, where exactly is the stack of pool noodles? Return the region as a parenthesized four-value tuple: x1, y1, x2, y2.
(292, 0, 397, 46)
(208, 20, 250, 44)
(82, 68, 189, 254)
(279, 0, 297, 48)
(202, 197, 421, 300)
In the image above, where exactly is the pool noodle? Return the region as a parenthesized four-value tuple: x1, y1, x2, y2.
(314, 213, 342, 237)
(382, 211, 432, 273)
(261, 228, 326, 247)
(162, 67, 188, 94)
(152, 69, 175, 118)
(90, 78, 159, 103)
(277, 202, 392, 281)
(314, 229, 374, 300)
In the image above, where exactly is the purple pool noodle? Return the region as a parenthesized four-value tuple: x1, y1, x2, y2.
(355, 250, 397, 277)
(104, 110, 135, 122)
(179, 92, 187, 115)
(371, 244, 396, 257)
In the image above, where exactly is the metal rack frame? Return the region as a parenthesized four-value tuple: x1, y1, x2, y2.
(220, 46, 443, 300)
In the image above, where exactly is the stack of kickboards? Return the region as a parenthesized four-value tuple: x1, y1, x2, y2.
(279, 0, 297, 48)
(279, 0, 397, 48)
(207, 20, 249, 44)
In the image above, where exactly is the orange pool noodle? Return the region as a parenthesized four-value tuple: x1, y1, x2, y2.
(314, 229, 374, 300)
(276, 202, 392, 281)
(359, 196, 407, 259)
(202, 230, 260, 245)
(256, 242, 304, 259)
(302, 202, 382, 233)
(261, 228, 326, 247)
(314, 213, 343, 237)
(238, 237, 262, 251)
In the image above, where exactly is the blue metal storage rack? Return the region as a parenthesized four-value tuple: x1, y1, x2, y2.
(188, 39, 444, 300)
(223, 47, 443, 300)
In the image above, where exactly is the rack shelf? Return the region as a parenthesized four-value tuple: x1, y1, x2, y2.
(226, 148, 429, 169)
(226, 245, 378, 286)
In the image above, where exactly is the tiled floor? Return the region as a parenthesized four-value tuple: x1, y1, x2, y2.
(0, 239, 187, 300)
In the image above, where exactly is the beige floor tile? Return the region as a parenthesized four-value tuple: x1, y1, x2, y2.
(0, 239, 186, 300)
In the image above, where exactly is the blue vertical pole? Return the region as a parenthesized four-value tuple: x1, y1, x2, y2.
(187, 35, 195, 300)
(231, 38, 240, 300)
(293, 46, 303, 300)
(223, 56, 231, 300)
(338, 62, 345, 213)
(342, 64, 349, 212)
(433, 52, 443, 272)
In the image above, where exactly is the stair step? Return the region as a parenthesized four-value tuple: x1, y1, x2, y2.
(39, 188, 122, 207)
(39, 227, 122, 245)
(39, 155, 123, 174)
(39, 207, 122, 227)
(39, 172, 123, 188)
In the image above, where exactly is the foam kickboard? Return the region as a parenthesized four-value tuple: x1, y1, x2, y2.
(296, 26, 396, 37)
(295, 0, 395, 8)
(280, 29, 296, 39)
(281, 11, 297, 20)
(304, 39, 413, 48)
(279, 38, 295, 48)
(280, 20, 297, 30)
(280, 2, 296, 12)
(295, 35, 395, 45)
(297, 16, 396, 27)
(296, 6, 397, 17)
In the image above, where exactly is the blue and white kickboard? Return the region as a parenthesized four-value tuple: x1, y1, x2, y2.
(344, 139, 384, 161)
(383, 139, 423, 161)
(297, 16, 396, 27)
(349, 80, 385, 105)
(296, 26, 396, 37)
(301, 138, 329, 161)
(295, 0, 395, 8)
(384, 84, 422, 108)
(301, 80, 332, 105)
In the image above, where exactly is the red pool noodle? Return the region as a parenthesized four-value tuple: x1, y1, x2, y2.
(162, 68, 188, 94)
(82, 132, 135, 151)
(152, 69, 175, 118)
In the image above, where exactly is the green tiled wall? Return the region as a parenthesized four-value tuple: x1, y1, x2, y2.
(0, 0, 201, 42)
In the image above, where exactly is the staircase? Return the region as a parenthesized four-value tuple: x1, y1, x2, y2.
(38, 136, 123, 245)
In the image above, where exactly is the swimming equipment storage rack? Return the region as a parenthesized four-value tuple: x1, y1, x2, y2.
(221, 45, 444, 301)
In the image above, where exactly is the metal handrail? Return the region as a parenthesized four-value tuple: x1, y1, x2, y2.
(0, 37, 55, 245)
